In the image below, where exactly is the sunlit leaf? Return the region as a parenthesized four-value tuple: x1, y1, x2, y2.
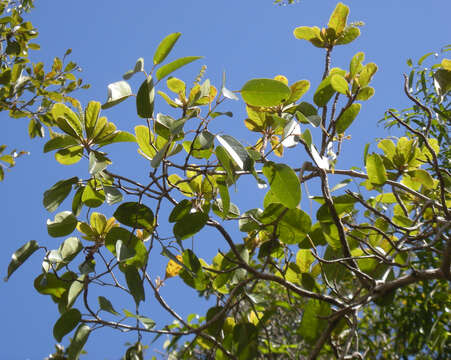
(47, 211, 77, 237)
(102, 81, 132, 109)
(262, 161, 300, 209)
(5, 240, 40, 281)
(55, 145, 83, 165)
(153, 32, 181, 65)
(241, 78, 291, 107)
(366, 153, 387, 185)
(328, 2, 349, 35)
(66, 324, 91, 360)
(335, 103, 361, 134)
(216, 135, 253, 171)
(156, 56, 202, 81)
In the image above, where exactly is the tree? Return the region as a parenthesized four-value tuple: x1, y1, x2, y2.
(4, 2, 450, 360)
(0, 0, 86, 180)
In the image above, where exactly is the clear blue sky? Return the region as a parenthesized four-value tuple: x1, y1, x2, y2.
(1, 1, 450, 359)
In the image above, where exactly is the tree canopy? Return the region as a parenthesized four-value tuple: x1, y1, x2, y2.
(3, 1, 450, 359)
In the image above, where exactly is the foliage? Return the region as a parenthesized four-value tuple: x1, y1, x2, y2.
(0, 0, 87, 180)
(5, 2, 451, 360)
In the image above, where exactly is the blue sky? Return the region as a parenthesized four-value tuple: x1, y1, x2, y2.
(1, 1, 450, 359)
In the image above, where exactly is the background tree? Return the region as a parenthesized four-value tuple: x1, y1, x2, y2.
(0, 0, 86, 180)
(3, 2, 450, 360)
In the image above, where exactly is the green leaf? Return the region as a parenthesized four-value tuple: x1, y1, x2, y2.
(81, 179, 105, 208)
(350, 51, 365, 78)
(98, 296, 119, 316)
(53, 308, 81, 342)
(173, 212, 208, 240)
(298, 300, 330, 343)
(5, 240, 39, 281)
(97, 131, 136, 147)
(293, 26, 324, 47)
(262, 162, 300, 209)
(102, 81, 132, 109)
(123, 57, 144, 80)
(285, 80, 310, 104)
(411, 169, 434, 189)
(67, 275, 85, 309)
(88, 151, 111, 175)
(335, 26, 360, 45)
(169, 199, 192, 223)
(313, 76, 335, 107)
(356, 86, 374, 101)
(104, 186, 123, 205)
(44, 135, 79, 153)
(261, 205, 311, 244)
(206, 306, 226, 337)
(153, 32, 181, 65)
(51, 103, 83, 138)
(43, 177, 78, 212)
(113, 202, 154, 230)
(116, 240, 134, 262)
(66, 325, 91, 360)
(136, 75, 155, 118)
(34, 273, 68, 298)
(241, 78, 291, 107)
(328, 2, 349, 35)
(55, 145, 83, 165)
(441, 58, 451, 71)
(156, 56, 202, 81)
(150, 141, 170, 168)
(124, 266, 145, 305)
(84, 101, 101, 139)
(301, 128, 312, 147)
(56, 237, 83, 270)
(359, 63, 378, 87)
(335, 103, 361, 134)
(105, 227, 148, 268)
(366, 153, 387, 185)
(296, 249, 315, 273)
(233, 323, 259, 360)
(47, 211, 77, 237)
(216, 135, 253, 171)
(135, 125, 157, 160)
(330, 74, 348, 95)
(123, 310, 156, 329)
(215, 145, 236, 183)
(217, 179, 230, 219)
